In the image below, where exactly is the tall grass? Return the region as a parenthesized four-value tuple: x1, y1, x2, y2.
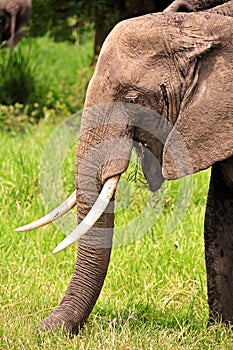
(0, 45, 37, 105)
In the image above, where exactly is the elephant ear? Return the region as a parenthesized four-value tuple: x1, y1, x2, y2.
(162, 12, 233, 180)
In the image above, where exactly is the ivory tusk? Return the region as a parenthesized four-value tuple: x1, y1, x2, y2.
(15, 191, 77, 232)
(53, 175, 120, 254)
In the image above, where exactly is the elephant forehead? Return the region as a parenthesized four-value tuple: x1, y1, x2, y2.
(117, 28, 165, 59)
(104, 13, 170, 59)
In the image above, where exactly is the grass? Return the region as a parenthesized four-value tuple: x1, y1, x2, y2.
(1, 36, 233, 349)
(1, 120, 233, 349)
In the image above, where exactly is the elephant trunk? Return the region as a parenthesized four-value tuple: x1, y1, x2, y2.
(39, 104, 133, 333)
(39, 244, 112, 334)
(38, 135, 116, 334)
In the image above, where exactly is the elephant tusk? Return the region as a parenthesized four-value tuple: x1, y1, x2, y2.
(15, 191, 77, 232)
(53, 175, 120, 254)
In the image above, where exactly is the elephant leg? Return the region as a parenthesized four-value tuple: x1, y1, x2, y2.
(8, 13, 16, 47)
(38, 244, 111, 335)
(204, 158, 233, 323)
(13, 6, 32, 46)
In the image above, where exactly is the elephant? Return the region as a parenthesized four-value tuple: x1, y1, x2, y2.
(15, 1, 233, 335)
(0, 0, 32, 47)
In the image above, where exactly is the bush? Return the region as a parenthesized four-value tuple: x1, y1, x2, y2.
(0, 36, 93, 130)
(0, 40, 59, 126)
(0, 43, 39, 105)
(0, 104, 36, 132)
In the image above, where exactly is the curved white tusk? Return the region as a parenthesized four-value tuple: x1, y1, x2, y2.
(15, 191, 77, 232)
(53, 175, 120, 254)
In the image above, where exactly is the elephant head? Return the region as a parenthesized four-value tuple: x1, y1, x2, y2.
(16, 10, 233, 334)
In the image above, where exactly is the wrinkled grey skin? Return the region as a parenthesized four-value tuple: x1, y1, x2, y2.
(165, 0, 230, 12)
(0, 0, 32, 47)
(206, 0, 233, 14)
(167, 0, 233, 15)
(38, 1, 233, 335)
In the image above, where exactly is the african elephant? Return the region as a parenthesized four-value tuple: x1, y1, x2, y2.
(0, 0, 32, 47)
(16, 2, 233, 335)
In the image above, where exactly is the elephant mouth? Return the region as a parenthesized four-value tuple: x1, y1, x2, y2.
(146, 172, 165, 192)
(135, 141, 165, 192)
(142, 150, 165, 191)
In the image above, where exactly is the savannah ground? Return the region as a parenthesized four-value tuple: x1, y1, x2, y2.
(1, 37, 233, 350)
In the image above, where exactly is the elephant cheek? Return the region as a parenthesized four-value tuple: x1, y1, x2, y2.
(142, 148, 165, 192)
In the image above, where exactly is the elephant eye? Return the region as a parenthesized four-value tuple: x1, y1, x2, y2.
(124, 92, 138, 104)
(125, 97, 137, 104)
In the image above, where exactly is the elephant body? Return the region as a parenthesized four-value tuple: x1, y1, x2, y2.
(0, 0, 32, 47)
(16, 0, 233, 335)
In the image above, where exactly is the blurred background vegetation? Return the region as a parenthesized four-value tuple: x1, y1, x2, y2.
(0, 0, 172, 131)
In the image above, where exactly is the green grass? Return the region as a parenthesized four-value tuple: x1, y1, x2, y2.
(1, 35, 233, 349)
(0, 36, 93, 130)
(1, 119, 233, 349)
